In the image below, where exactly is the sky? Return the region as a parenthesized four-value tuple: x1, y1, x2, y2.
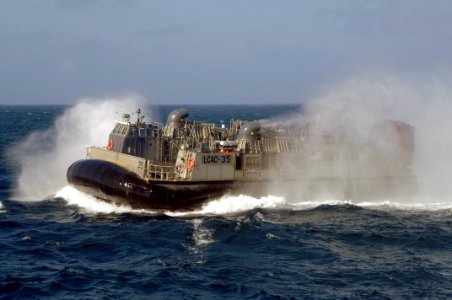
(1, 0, 452, 105)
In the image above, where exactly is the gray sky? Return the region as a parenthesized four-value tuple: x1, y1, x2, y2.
(1, 0, 452, 105)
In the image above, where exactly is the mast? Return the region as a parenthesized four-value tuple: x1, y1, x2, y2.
(136, 108, 141, 127)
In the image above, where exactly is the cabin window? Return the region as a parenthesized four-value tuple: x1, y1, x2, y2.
(129, 128, 137, 137)
(139, 128, 146, 137)
(146, 128, 153, 137)
(121, 126, 128, 135)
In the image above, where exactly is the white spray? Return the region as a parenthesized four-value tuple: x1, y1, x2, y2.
(9, 74, 452, 214)
(9, 96, 150, 200)
(275, 73, 452, 200)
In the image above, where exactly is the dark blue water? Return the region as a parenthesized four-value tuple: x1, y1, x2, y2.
(0, 105, 451, 299)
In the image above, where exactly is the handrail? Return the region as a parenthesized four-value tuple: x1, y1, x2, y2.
(146, 163, 176, 181)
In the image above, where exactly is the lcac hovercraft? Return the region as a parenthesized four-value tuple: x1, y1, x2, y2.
(67, 108, 417, 211)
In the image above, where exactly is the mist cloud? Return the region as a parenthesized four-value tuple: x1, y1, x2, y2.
(8, 95, 151, 200)
(299, 73, 452, 197)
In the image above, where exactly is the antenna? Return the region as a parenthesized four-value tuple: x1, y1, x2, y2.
(136, 108, 145, 127)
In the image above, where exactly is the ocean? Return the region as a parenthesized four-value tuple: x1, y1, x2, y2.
(0, 104, 451, 299)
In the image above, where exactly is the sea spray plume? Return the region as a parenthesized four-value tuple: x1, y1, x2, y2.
(260, 75, 415, 201)
(311, 74, 452, 197)
(9, 96, 151, 200)
(400, 79, 452, 197)
(265, 74, 452, 201)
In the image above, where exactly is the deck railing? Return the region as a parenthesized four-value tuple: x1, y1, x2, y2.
(146, 163, 176, 181)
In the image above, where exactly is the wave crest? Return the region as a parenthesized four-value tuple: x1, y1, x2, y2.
(55, 185, 452, 216)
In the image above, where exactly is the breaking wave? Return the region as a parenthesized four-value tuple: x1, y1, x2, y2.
(168, 194, 286, 217)
(55, 185, 452, 217)
(55, 186, 158, 215)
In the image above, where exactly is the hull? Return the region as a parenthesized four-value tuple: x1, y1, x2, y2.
(67, 159, 417, 211)
(67, 159, 235, 211)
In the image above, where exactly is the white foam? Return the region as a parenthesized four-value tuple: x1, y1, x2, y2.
(191, 219, 216, 246)
(56, 184, 452, 216)
(355, 196, 452, 211)
(286, 199, 353, 210)
(167, 194, 286, 217)
(56, 186, 286, 216)
(55, 186, 158, 215)
(286, 195, 452, 212)
(0, 201, 4, 213)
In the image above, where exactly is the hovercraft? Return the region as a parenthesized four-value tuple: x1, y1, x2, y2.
(67, 108, 417, 211)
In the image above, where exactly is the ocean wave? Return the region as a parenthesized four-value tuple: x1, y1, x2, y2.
(56, 185, 452, 217)
(287, 196, 452, 212)
(170, 194, 452, 217)
(56, 185, 286, 217)
(0, 201, 4, 213)
(55, 186, 159, 215)
(355, 197, 452, 212)
(167, 194, 286, 217)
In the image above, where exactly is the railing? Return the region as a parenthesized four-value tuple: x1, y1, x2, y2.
(146, 163, 176, 181)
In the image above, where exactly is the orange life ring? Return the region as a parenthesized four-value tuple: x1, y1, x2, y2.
(107, 140, 113, 150)
(187, 157, 195, 170)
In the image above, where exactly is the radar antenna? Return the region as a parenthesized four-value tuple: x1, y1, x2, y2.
(136, 109, 141, 127)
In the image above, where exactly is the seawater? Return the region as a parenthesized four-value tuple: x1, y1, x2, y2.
(0, 105, 451, 299)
